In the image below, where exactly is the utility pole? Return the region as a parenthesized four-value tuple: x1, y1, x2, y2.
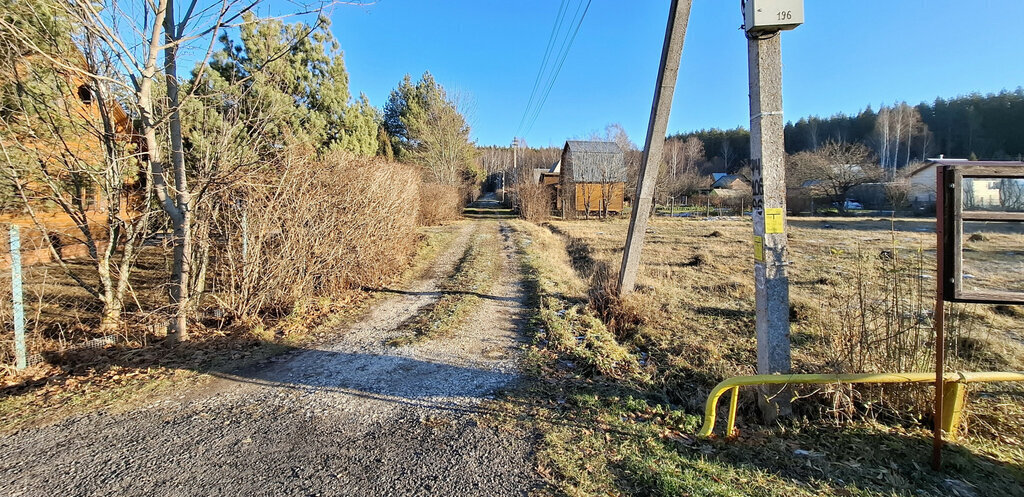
(743, 0, 803, 421)
(512, 137, 519, 173)
(510, 138, 519, 204)
(618, 0, 692, 295)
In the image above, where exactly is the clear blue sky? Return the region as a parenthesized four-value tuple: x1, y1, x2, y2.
(290, 0, 1024, 147)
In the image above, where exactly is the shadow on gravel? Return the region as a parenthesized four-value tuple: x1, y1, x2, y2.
(9, 338, 520, 403)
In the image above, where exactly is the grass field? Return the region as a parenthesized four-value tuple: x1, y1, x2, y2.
(506, 214, 1024, 497)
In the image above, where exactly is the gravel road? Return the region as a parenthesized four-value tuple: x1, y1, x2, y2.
(0, 215, 541, 497)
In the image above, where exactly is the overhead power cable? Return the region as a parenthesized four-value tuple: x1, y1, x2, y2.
(515, 0, 570, 136)
(515, 0, 593, 138)
(522, 0, 592, 137)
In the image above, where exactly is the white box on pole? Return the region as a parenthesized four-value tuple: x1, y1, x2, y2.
(743, 0, 804, 34)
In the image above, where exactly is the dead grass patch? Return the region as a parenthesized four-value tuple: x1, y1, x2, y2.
(505, 216, 1024, 496)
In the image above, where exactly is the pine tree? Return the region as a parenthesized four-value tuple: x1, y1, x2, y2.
(209, 14, 377, 155)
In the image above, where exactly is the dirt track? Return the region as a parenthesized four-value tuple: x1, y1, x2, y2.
(0, 203, 541, 496)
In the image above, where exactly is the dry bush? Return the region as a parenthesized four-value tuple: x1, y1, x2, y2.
(419, 183, 462, 226)
(810, 244, 990, 421)
(516, 180, 551, 222)
(211, 151, 421, 323)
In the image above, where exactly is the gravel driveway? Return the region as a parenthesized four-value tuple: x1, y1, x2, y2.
(1, 218, 542, 497)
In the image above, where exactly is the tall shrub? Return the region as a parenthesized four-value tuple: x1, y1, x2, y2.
(212, 152, 420, 322)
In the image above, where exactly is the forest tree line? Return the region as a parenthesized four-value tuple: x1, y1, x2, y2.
(671, 89, 1024, 174)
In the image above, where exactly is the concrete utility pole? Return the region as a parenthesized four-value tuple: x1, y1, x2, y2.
(748, 32, 792, 421)
(512, 137, 519, 174)
(744, 0, 804, 420)
(618, 0, 692, 295)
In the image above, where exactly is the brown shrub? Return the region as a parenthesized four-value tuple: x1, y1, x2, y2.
(418, 183, 462, 226)
(516, 181, 551, 222)
(212, 151, 421, 322)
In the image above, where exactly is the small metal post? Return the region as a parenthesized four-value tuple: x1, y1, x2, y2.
(9, 225, 26, 370)
(241, 206, 249, 266)
(933, 166, 947, 470)
(726, 386, 740, 436)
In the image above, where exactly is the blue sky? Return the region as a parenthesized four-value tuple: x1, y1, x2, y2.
(282, 0, 1024, 147)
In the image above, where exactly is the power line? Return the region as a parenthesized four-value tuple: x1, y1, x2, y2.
(515, 0, 593, 139)
(521, 0, 593, 137)
(515, 0, 570, 136)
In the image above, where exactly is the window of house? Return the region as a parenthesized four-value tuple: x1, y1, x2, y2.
(77, 84, 93, 105)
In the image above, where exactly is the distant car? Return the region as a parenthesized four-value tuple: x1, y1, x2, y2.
(832, 199, 863, 210)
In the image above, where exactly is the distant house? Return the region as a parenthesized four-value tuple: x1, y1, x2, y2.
(711, 174, 749, 190)
(0, 48, 139, 268)
(707, 174, 752, 212)
(559, 141, 626, 217)
(909, 158, 1024, 211)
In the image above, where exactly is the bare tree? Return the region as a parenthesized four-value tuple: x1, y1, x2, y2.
(0, 28, 157, 330)
(789, 142, 881, 214)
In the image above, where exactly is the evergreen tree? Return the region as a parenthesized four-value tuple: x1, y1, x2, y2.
(209, 14, 377, 155)
(383, 72, 476, 185)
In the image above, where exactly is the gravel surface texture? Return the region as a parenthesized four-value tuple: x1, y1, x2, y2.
(1, 208, 541, 497)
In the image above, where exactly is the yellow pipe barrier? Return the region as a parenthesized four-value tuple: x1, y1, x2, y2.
(698, 371, 1024, 439)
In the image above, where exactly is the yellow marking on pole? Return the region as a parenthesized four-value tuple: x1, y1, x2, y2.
(753, 236, 764, 262)
(764, 208, 784, 234)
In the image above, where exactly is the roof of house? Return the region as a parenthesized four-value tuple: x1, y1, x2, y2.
(710, 189, 747, 198)
(711, 174, 748, 189)
(910, 159, 1024, 177)
(549, 161, 561, 174)
(563, 141, 625, 182)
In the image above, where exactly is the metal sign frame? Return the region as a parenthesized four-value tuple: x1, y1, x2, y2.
(933, 164, 1024, 469)
(939, 165, 1024, 305)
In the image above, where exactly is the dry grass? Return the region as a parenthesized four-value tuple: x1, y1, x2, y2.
(507, 215, 1024, 496)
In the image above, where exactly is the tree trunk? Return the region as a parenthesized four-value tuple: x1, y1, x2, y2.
(163, 0, 192, 341)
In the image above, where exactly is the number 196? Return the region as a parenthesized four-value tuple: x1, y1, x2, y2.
(777, 10, 792, 21)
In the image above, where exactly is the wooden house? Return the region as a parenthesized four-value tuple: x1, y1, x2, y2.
(0, 48, 139, 268)
(558, 141, 626, 216)
(909, 159, 1024, 212)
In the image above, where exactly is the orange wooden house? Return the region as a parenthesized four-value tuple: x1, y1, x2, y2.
(557, 140, 626, 216)
(1, 49, 139, 267)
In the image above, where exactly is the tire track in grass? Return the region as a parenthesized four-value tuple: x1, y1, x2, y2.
(389, 222, 504, 346)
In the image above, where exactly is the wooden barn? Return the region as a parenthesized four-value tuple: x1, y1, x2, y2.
(558, 140, 626, 217)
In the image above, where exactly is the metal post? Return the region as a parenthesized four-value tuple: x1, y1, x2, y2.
(9, 225, 26, 370)
(933, 166, 947, 470)
(241, 206, 249, 268)
(618, 0, 692, 295)
(748, 32, 792, 420)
